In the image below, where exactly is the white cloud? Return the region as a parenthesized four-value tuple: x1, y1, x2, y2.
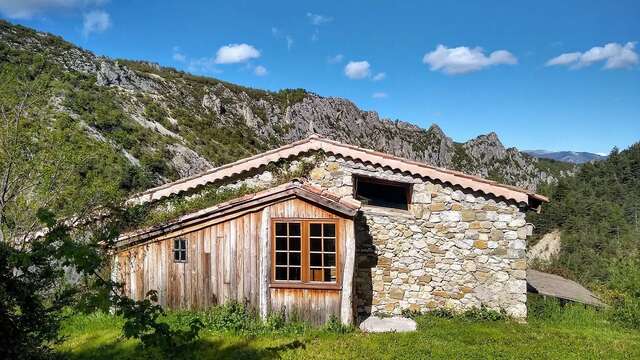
(286, 36, 293, 50)
(271, 27, 279, 36)
(0, 0, 105, 19)
(327, 54, 343, 64)
(545, 52, 581, 66)
(344, 60, 371, 79)
(214, 43, 260, 64)
(306, 12, 332, 25)
(546, 42, 639, 69)
(372, 72, 386, 81)
(372, 92, 388, 99)
(311, 28, 319, 42)
(172, 46, 186, 62)
(82, 9, 110, 37)
(422, 44, 517, 75)
(254, 65, 268, 76)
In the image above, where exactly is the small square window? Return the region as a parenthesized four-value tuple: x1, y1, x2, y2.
(173, 238, 187, 262)
(354, 176, 411, 210)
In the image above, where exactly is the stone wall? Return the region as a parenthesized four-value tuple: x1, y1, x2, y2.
(305, 155, 531, 319)
(176, 152, 532, 319)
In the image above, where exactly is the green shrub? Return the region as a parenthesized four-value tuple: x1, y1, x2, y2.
(420, 306, 506, 322)
(609, 295, 640, 329)
(527, 295, 565, 320)
(264, 307, 287, 331)
(427, 308, 456, 319)
(322, 314, 352, 334)
(203, 301, 256, 332)
(460, 306, 506, 321)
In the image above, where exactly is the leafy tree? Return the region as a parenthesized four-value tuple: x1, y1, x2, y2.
(0, 53, 202, 359)
(529, 142, 640, 327)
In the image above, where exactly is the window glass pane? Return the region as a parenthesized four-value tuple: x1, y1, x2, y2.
(174, 239, 179, 250)
(310, 253, 322, 267)
(289, 237, 301, 251)
(324, 268, 336, 282)
(275, 237, 287, 251)
(275, 266, 287, 280)
(324, 254, 336, 267)
(289, 252, 301, 266)
(310, 223, 322, 237)
(310, 237, 322, 251)
(174, 251, 180, 261)
(180, 239, 186, 250)
(289, 223, 301, 236)
(275, 223, 287, 236)
(273, 221, 339, 284)
(181, 250, 187, 262)
(289, 267, 301, 281)
(323, 238, 335, 252)
(323, 224, 335, 237)
(275, 252, 287, 265)
(310, 268, 323, 281)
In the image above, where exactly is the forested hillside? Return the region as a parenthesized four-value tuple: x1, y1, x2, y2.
(529, 143, 640, 325)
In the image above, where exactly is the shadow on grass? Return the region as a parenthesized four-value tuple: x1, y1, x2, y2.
(63, 336, 306, 360)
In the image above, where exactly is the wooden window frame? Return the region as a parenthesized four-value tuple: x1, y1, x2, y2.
(173, 238, 187, 263)
(270, 218, 341, 290)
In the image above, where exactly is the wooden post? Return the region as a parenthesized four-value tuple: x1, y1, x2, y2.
(341, 219, 355, 325)
(109, 253, 119, 314)
(259, 207, 271, 319)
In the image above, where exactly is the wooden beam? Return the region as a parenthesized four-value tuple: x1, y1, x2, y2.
(340, 219, 355, 325)
(259, 207, 270, 319)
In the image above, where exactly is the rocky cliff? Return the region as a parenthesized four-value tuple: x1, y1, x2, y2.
(0, 20, 567, 191)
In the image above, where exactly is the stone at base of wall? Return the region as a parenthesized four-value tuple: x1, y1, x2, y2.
(359, 316, 417, 333)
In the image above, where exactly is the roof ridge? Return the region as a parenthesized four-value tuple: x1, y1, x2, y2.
(130, 136, 317, 200)
(313, 137, 545, 201)
(128, 135, 548, 206)
(119, 181, 360, 246)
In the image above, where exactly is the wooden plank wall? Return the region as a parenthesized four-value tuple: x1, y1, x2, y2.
(115, 198, 347, 324)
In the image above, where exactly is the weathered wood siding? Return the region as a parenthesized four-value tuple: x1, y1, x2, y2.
(114, 198, 349, 324)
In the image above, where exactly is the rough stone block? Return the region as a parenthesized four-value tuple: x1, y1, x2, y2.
(389, 288, 405, 299)
(461, 210, 476, 221)
(430, 203, 446, 211)
(359, 316, 417, 333)
(473, 240, 488, 249)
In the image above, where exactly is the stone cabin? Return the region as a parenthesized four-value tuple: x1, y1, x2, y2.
(113, 135, 547, 325)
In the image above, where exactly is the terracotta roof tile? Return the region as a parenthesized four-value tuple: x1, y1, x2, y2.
(118, 181, 360, 248)
(128, 135, 548, 207)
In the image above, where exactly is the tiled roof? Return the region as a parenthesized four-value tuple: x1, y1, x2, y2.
(128, 135, 548, 207)
(118, 181, 360, 248)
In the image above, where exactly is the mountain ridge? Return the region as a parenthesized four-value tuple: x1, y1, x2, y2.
(0, 20, 571, 192)
(524, 150, 607, 164)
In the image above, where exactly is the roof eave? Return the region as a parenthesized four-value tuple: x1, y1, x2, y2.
(117, 182, 360, 250)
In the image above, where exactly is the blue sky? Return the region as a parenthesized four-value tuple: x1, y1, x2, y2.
(1, 1, 639, 154)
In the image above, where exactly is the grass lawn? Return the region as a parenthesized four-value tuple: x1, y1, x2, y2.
(57, 305, 640, 359)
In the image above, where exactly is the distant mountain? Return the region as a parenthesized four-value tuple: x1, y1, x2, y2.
(524, 150, 607, 164)
(1, 19, 571, 193)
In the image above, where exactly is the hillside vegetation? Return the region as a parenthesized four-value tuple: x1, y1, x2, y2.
(529, 143, 640, 326)
(0, 19, 569, 195)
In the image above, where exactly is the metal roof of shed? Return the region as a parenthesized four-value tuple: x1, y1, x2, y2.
(527, 270, 605, 307)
